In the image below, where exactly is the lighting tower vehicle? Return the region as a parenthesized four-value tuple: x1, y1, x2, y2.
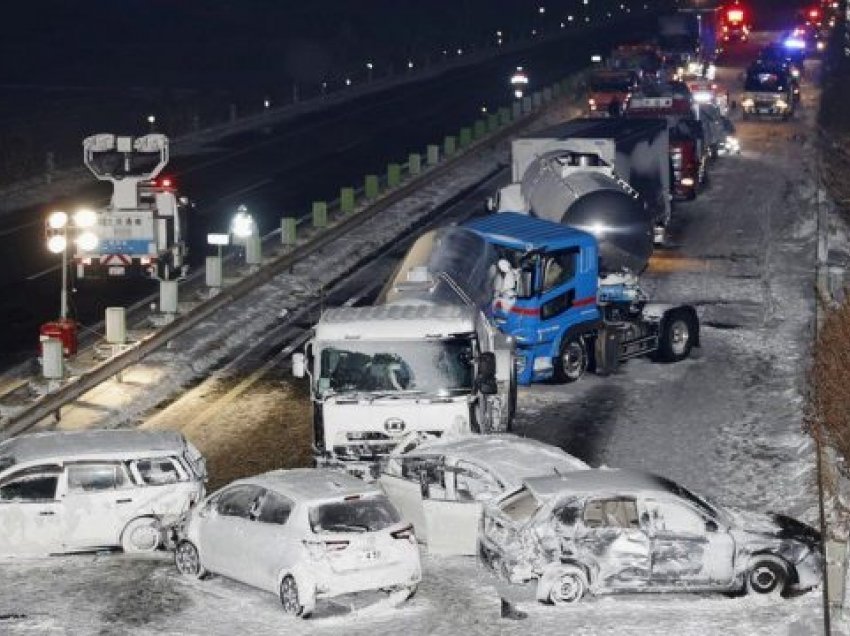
(77, 133, 189, 280)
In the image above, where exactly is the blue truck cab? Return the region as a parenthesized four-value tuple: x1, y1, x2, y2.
(465, 213, 602, 384)
(465, 212, 699, 385)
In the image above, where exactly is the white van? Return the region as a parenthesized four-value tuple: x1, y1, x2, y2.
(0, 429, 206, 556)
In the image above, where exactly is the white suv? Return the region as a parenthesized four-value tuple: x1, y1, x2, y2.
(0, 429, 206, 556)
(175, 468, 421, 617)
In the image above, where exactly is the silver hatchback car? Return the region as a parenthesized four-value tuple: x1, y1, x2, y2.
(480, 469, 822, 605)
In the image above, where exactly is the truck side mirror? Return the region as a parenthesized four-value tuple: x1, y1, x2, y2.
(705, 519, 718, 533)
(292, 353, 306, 378)
(485, 196, 496, 212)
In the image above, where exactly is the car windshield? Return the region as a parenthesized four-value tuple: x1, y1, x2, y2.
(309, 496, 400, 534)
(318, 338, 474, 397)
(658, 475, 727, 522)
(745, 71, 786, 92)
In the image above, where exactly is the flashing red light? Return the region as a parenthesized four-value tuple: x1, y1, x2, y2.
(727, 8, 744, 23)
(155, 177, 174, 189)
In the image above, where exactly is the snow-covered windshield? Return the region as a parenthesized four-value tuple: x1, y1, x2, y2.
(317, 338, 474, 396)
(309, 496, 401, 534)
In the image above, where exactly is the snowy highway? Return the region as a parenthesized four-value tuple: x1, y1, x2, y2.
(0, 39, 837, 636)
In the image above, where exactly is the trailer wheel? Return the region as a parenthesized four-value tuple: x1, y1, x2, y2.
(554, 337, 588, 383)
(657, 309, 695, 363)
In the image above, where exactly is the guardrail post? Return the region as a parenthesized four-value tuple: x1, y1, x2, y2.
(522, 96, 533, 113)
(340, 187, 355, 213)
(281, 217, 297, 245)
(444, 136, 457, 157)
(312, 201, 328, 228)
(552, 82, 562, 98)
(42, 338, 64, 381)
(473, 120, 486, 139)
(427, 145, 440, 165)
(532, 92, 543, 108)
(365, 175, 380, 199)
(408, 153, 422, 175)
(387, 163, 401, 188)
(827, 539, 848, 614)
(205, 256, 222, 289)
(543, 87, 553, 103)
(105, 307, 127, 344)
(246, 235, 262, 265)
(560, 78, 571, 94)
(499, 107, 512, 126)
(487, 114, 499, 132)
(512, 102, 522, 119)
(459, 127, 472, 148)
(159, 280, 179, 315)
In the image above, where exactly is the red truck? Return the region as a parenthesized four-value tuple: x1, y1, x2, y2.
(587, 69, 639, 117)
(625, 84, 708, 201)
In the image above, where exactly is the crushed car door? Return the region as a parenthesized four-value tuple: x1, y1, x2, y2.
(0, 464, 63, 556)
(579, 497, 651, 590)
(422, 499, 484, 556)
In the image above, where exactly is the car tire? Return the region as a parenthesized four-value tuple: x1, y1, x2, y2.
(174, 540, 207, 579)
(554, 336, 588, 383)
(548, 566, 588, 605)
(121, 517, 163, 553)
(746, 558, 788, 597)
(655, 309, 695, 363)
(280, 575, 311, 618)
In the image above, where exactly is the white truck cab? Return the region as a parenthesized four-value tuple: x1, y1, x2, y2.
(293, 303, 515, 480)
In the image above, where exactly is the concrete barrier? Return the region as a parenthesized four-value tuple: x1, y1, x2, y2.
(427, 145, 440, 166)
(365, 174, 380, 199)
(474, 120, 487, 139)
(444, 136, 457, 156)
(340, 188, 355, 213)
(281, 217, 297, 245)
(387, 163, 401, 188)
(459, 127, 472, 148)
(312, 201, 328, 227)
(408, 153, 422, 175)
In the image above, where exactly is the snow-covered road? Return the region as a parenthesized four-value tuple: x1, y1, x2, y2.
(0, 52, 838, 636)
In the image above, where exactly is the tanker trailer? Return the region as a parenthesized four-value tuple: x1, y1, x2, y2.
(491, 117, 671, 254)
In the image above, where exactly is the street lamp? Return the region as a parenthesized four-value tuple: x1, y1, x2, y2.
(45, 208, 98, 320)
(231, 204, 255, 240)
(146, 114, 156, 132)
(366, 61, 374, 82)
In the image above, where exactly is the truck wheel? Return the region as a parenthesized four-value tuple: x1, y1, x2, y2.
(657, 310, 695, 363)
(554, 337, 588, 383)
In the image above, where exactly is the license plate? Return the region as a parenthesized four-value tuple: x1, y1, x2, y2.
(108, 266, 126, 276)
(757, 108, 769, 114)
(361, 550, 380, 561)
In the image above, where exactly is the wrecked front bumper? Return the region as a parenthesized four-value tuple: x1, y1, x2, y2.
(791, 548, 824, 591)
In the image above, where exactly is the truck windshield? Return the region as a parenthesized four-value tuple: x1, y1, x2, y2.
(318, 337, 475, 396)
(744, 72, 785, 93)
(590, 78, 631, 93)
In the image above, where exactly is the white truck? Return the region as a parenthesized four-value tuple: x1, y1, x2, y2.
(292, 280, 516, 480)
(76, 133, 189, 280)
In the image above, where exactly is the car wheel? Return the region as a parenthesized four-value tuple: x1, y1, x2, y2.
(548, 566, 588, 605)
(174, 540, 207, 579)
(656, 309, 695, 363)
(280, 575, 310, 618)
(746, 559, 787, 597)
(121, 517, 162, 553)
(554, 337, 588, 383)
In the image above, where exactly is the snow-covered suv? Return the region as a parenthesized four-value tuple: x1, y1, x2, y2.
(175, 468, 421, 617)
(479, 469, 822, 605)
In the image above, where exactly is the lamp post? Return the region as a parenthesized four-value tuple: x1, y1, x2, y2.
(366, 62, 374, 82)
(147, 114, 156, 132)
(45, 208, 98, 319)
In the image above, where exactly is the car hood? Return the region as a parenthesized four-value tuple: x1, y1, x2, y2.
(726, 507, 821, 547)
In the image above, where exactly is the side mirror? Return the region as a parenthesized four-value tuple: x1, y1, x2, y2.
(485, 196, 496, 212)
(705, 519, 719, 533)
(292, 353, 306, 378)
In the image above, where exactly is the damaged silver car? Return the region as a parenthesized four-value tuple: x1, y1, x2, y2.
(479, 469, 822, 605)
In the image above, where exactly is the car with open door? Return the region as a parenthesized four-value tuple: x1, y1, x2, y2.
(479, 469, 822, 605)
(175, 468, 421, 617)
(379, 434, 587, 556)
(0, 429, 206, 556)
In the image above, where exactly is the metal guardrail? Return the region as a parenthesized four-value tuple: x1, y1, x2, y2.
(0, 89, 569, 438)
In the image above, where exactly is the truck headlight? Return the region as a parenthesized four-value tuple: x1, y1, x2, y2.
(776, 99, 788, 110)
(681, 177, 695, 187)
(742, 98, 754, 109)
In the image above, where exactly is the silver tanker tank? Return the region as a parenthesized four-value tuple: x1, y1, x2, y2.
(520, 150, 654, 273)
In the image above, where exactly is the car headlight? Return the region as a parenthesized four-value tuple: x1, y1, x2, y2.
(742, 98, 754, 109)
(776, 99, 788, 110)
(681, 177, 695, 187)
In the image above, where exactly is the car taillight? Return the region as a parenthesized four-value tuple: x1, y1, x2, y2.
(303, 539, 350, 559)
(390, 524, 416, 543)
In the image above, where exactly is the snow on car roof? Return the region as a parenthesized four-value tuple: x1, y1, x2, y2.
(411, 434, 588, 491)
(524, 468, 671, 498)
(0, 429, 187, 467)
(243, 468, 383, 502)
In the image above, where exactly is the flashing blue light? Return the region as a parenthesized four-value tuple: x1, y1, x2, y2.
(783, 38, 806, 50)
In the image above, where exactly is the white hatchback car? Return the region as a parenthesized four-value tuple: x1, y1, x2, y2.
(175, 468, 421, 617)
(0, 429, 206, 556)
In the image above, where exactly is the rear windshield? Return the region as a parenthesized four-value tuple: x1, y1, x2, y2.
(499, 487, 540, 522)
(309, 496, 400, 534)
